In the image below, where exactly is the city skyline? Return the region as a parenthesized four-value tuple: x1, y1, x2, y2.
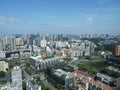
(0, 0, 120, 35)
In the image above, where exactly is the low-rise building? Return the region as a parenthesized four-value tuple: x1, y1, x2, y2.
(116, 79, 120, 90)
(51, 69, 74, 86)
(0, 51, 6, 58)
(29, 56, 61, 70)
(0, 61, 9, 72)
(96, 73, 115, 85)
(74, 71, 114, 90)
(26, 80, 41, 90)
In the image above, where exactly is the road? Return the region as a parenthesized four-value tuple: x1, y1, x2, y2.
(41, 74, 57, 90)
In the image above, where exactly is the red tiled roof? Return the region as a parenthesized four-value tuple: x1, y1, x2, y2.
(74, 71, 114, 90)
(74, 71, 94, 79)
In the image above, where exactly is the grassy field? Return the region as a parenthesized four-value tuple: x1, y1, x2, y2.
(77, 61, 108, 74)
(91, 55, 105, 60)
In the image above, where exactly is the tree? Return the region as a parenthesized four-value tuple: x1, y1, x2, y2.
(0, 71, 6, 77)
(85, 56, 91, 60)
(22, 81, 26, 90)
(78, 56, 82, 59)
(45, 87, 50, 90)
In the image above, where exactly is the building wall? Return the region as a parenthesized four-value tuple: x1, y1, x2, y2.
(26, 81, 41, 90)
(51, 69, 74, 86)
(113, 45, 120, 56)
(0, 61, 8, 72)
(12, 66, 22, 90)
(16, 38, 24, 46)
(29, 57, 60, 70)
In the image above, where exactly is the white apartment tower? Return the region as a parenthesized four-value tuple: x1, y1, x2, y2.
(40, 39, 46, 48)
(12, 66, 22, 90)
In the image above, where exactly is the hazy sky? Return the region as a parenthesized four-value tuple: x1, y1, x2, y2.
(0, 0, 120, 35)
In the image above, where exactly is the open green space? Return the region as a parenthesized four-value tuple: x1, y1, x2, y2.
(100, 69, 120, 78)
(0, 80, 7, 85)
(91, 55, 105, 60)
(77, 61, 108, 74)
(45, 74, 62, 90)
(35, 76, 50, 90)
(84, 55, 105, 61)
(63, 57, 72, 61)
(7, 59, 21, 69)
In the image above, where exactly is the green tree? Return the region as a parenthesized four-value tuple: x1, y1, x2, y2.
(0, 71, 6, 77)
(45, 87, 50, 90)
(22, 81, 26, 90)
(85, 56, 91, 59)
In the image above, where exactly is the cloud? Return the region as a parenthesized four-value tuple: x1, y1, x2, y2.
(0, 16, 20, 24)
(86, 18, 94, 24)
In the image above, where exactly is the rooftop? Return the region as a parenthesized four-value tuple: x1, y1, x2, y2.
(53, 69, 74, 79)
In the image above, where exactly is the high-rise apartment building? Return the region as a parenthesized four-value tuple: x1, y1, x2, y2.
(113, 45, 120, 56)
(12, 66, 22, 90)
(40, 39, 46, 48)
(9, 36, 16, 51)
(1, 36, 16, 51)
(16, 38, 24, 46)
(0, 66, 22, 90)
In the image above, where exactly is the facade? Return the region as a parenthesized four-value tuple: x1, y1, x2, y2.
(16, 38, 24, 46)
(108, 56, 120, 67)
(26, 80, 41, 90)
(0, 38, 4, 51)
(20, 51, 31, 59)
(0, 66, 22, 90)
(5, 51, 20, 58)
(11, 66, 22, 90)
(96, 73, 115, 85)
(0, 51, 6, 58)
(113, 45, 120, 56)
(29, 56, 61, 70)
(116, 79, 120, 90)
(0, 61, 9, 72)
(51, 69, 74, 86)
(40, 39, 46, 48)
(74, 71, 114, 90)
(1, 36, 16, 51)
(9, 36, 16, 51)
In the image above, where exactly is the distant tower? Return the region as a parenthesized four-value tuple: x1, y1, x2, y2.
(0, 38, 3, 51)
(113, 45, 120, 56)
(40, 39, 46, 48)
(16, 38, 24, 46)
(2, 36, 16, 51)
(9, 36, 16, 51)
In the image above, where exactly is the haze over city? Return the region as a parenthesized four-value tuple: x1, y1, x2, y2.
(1, 0, 120, 90)
(0, 0, 120, 35)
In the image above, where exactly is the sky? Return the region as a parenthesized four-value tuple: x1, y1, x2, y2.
(0, 0, 120, 35)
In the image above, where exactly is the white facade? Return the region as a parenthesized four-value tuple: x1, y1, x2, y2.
(12, 66, 22, 90)
(0, 51, 6, 58)
(30, 56, 61, 70)
(1, 36, 16, 51)
(0, 61, 9, 72)
(0, 38, 4, 51)
(0, 66, 22, 90)
(40, 39, 46, 48)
